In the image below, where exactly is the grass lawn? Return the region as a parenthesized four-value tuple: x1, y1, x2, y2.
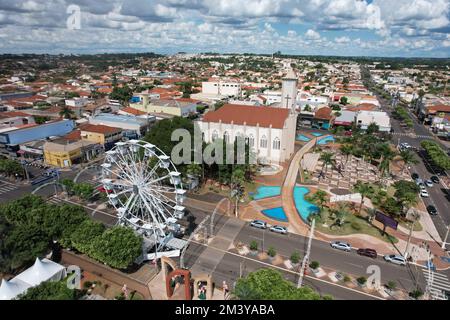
(315, 207, 398, 244)
(399, 219, 423, 232)
(198, 180, 257, 203)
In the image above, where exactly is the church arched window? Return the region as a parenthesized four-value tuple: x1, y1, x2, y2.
(223, 131, 230, 144)
(273, 137, 281, 150)
(260, 135, 267, 149)
(212, 130, 218, 142)
(247, 134, 255, 147)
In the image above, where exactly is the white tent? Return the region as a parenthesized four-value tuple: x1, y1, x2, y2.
(0, 278, 31, 300)
(0, 258, 67, 300)
(15, 258, 67, 287)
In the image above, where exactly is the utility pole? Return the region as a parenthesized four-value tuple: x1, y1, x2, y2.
(442, 225, 450, 250)
(298, 218, 315, 288)
(404, 210, 419, 259)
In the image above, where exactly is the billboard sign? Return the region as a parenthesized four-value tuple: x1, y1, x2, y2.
(375, 211, 398, 230)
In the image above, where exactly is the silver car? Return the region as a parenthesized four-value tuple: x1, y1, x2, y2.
(250, 220, 267, 229)
(384, 254, 406, 266)
(270, 225, 287, 235)
(330, 241, 352, 252)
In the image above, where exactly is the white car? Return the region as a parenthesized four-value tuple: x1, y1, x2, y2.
(425, 180, 433, 187)
(420, 189, 429, 197)
(330, 241, 352, 252)
(384, 254, 406, 266)
(270, 225, 288, 235)
(250, 220, 267, 229)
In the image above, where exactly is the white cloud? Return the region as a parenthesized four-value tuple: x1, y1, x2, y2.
(335, 36, 350, 43)
(304, 29, 320, 40)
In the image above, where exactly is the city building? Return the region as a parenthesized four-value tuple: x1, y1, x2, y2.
(130, 98, 197, 117)
(196, 104, 297, 164)
(79, 123, 123, 150)
(88, 113, 152, 139)
(355, 110, 391, 132)
(0, 111, 35, 129)
(0, 119, 75, 150)
(43, 137, 102, 167)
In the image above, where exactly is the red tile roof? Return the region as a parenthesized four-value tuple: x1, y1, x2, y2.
(79, 123, 122, 135)
(63, 129, 81, 141)
(202, 104, 290, 129)
(0, 111, 31, 118)
(120, 107, 146, 116)
(314, 107, 332, 120)
(427, 104, 450, 114)
(346, 103, 378, 112)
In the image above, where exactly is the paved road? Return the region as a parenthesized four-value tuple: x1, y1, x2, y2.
(373, 91, 450, 244)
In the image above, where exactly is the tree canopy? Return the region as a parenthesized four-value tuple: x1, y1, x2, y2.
(233, 268, 328, 300)
(16, 280, 81, 300)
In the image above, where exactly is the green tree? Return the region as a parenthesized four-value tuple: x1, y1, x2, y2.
(233, 268, 326, 300)
(59, 105, 75, 119)
(353, 181, 373, 214)
(70, 219, 105, 254)
(311, 190, 328, 209)
(366, 122, 379, 135)
(397, 150, 419, 175)
(17, 280, 80, 300)
(72, 183, 94, 200)
(319, 151, 335, 178)
(90, 226, 142, 269)
(340, 96, 348, 105)
(339, 144, 353, 165)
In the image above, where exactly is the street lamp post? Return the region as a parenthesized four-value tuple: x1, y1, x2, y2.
(442, 225, 450, 250)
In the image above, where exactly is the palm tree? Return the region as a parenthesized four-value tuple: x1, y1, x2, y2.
(333, 203, 349, 227)
(366, 207, 377, 223)
(230, 168, 245, 217)
(378, 144, 396, 178)
(339, 144, 353, 167)
(186, 163, 203, 189)
(319, 152, 335, 178)
(59, 105, 75, 119)
(312, 190, 328, 209)
(397, 150, 419, 176)
(353, 181, 373, 214)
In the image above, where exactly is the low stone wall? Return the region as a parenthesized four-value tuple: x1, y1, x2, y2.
(61, 250, 153, 300)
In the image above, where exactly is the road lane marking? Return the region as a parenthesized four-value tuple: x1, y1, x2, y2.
(187, 238, 385, 300)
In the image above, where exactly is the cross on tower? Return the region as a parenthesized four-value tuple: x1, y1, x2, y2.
(284, 94, 291, 109)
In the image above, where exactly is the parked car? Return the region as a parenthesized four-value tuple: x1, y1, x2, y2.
(357, 248, 378, 258)
(330, 241, 352, 252)
(250, 220, 267, 229)
(431, 176, 440, 184)
(427, 205, 438, 216)
(425, 180, 434, 187)
(420, 189, 429, 197)
(411, 173, 419, 180)
(384, 254, 406, 266)
(415, 178, 424, 186)
(270, 225, 288, 234)
(96, 186, 113, 194)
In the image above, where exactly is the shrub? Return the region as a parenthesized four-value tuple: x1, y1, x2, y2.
(267, 247, 276, 258)
(357, 277, 367, 286)
(290, 252, 300, 264)
(249, 240, 258, 251)
(409, 289, 423, 299)
(351, 221, 361, 231)
(83, 281, 93, 289)
(343, 275, 351, 283)
(386, 281, 397, 290)
(309, 261, 319, 270)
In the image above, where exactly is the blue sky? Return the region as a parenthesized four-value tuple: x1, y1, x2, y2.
(0, 0, 449, 57)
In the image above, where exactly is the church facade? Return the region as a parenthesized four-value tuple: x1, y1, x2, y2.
(196, 104, 297, 164)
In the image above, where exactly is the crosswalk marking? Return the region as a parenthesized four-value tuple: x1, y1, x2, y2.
(0, 184, 18, 195)
(391, 132, 433, 139)
(422, 269, 450, 300)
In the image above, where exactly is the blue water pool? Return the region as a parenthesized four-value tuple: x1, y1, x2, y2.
(261, 207, 288, 222)
(311, 132, 324, 137)
(296, 134, 311, 142)
(293, 187, 320, 222)
(252, 186, 281, 200)
(317, 135, 335, 145)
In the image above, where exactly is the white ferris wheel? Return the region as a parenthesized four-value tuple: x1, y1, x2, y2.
(100, 139, 187, 258)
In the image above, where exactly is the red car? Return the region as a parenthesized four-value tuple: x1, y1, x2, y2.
(96, 186, 113, 193)
(344, 130, 353, 136)
(357, 248, 377, 259)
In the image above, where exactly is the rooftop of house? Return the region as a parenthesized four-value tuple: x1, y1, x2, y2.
(79, 123, 122, 135)
(201, 104, 290, 129)
(314, 106, 333, 120)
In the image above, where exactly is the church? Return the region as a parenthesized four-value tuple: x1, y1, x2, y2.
(196, 69, 298, 164)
